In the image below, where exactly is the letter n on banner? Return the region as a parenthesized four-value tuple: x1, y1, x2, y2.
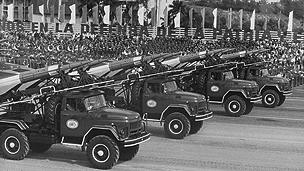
(139, 26, 149, 37)
(243, 30, 253, 41)
(262, 30, 271, 40)
(194, 27, 204, 39)
(129, 26, 137, 37)
(223, 29, 233, 40)
(157, 27, 166, 37)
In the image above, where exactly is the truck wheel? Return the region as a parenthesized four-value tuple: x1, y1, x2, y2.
(244, 102, 254, 115)
(0, 128, 29, 160)
(30, 142, 52, 153)
(224, 95, 246, 117)
(262, 90, 280, 108)
(86, 135, 119, 169)
(164, 113, 190, 139)
(44, 96, 62, 128)
(119, 145, 139, 161)
(189, 121, 203, 134)
(277, 95, 286, 106)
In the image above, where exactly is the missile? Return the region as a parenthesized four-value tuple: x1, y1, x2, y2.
(220, 49, 269, 60)
(0, 60, 92, 97)
(161, 49, 227, 67)
(86, 53, 168, 78)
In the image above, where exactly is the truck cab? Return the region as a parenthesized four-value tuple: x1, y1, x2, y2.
(239, 66, 292, 107)
(0, 89, 150, 169)
(130, 78, 212, 139)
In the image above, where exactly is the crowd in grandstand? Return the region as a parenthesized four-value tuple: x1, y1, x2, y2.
(0, 31, 303, 79)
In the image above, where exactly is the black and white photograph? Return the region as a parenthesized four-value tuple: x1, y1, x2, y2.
(0, 0, 304, 170)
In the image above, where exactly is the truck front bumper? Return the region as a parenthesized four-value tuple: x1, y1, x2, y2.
(281, 90, 292, 96)
(195, 111, 213, 121)
(248, 95, 262, 103)
(122, 131, 150, 147)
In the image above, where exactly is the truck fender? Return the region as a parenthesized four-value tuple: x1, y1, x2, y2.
(160, 105, 192, 121)
(259, 84, 280, 94)
(0, 119, 29, 131)
(81, 126, 119, 146)
(222, 90, 248, 103)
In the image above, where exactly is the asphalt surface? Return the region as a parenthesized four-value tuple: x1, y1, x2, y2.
(1, 85, 304, 171)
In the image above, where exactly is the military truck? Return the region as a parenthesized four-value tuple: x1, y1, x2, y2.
(178, 63, 261, 117)
(0, 88, 150, 169)
(127, 76, 213, 139)
(235, 62, 292, 107)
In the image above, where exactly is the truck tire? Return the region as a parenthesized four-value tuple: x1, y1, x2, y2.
(189, 121, 203, 134)
(87, 135, 119, 169)
(277, 95, 286, 106)
(119, 145, 139, 161)
(30, 142, 52, 153)
(244, 102, 254, 115)
(0, 128, 29, 160)
(44, 96, 62, 129)
(164, 113, 190, 139)
(224, 95, 246, 117)
(262, 90, 280, 108)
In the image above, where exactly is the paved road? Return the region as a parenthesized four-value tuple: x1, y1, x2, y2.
(1, 86, 304, 171)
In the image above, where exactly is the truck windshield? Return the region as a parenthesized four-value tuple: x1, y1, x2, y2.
(162, 81, 179, 93)
(223, 71, 234, 80)
(84, 95, 107, 111)
(261, 69, 270, 76)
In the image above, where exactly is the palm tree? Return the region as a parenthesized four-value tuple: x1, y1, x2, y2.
(168, 1, 187, 27)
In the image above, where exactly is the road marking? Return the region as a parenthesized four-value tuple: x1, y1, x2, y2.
(245, 115, 304, 122)
(203, 134, 304, 144)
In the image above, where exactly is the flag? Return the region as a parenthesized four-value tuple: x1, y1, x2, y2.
(7, 3, 14, 21)
(39, 4, 45, 23)
(157, 0, 166, 26)
(228, 8, 232, 29)
(163, 5, 168, 27)
(212, 8, 218, 29)
(151, 7, 156, 27)
(116, 5, 122, 25)
(138, 5, 145, 26)
(28, 4, 33, 21)
(69, 4, 76, 24)
(50, 5, 55, 23)
(59, 4, 65, 22)
(174, 11, 181, 28)
(287, 11, 293, 31)
(92, 5, 99, 24)
(201, 8, 205, 28)
(82, 4, 87, 23)
(58, 0, 62, 21)
(0, 3, 3, 20)
(189, 8, 193, 28)
(18, 4, 23, 21)
(46, 0, 50, 12)
(128, 6, 133, 25)
(264, 17, 267, 30)
(103, 5, 110, 25)
(250, 9, 255, 30)
(239, 9, 243, 30)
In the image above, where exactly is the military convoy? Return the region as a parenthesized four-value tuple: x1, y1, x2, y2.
(0, 48, 292, 169)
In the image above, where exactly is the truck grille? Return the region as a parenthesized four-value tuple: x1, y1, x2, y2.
(129, 121, 142, 136)
(197, 101, 208, 112)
